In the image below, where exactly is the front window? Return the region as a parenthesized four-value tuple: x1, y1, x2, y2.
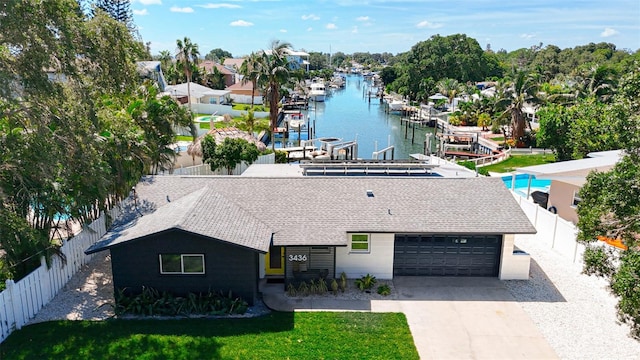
(350, 234, 370, 253)
(159, 254, 205, 274)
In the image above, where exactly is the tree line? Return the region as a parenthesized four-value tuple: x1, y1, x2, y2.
(0, 1, 192, 281)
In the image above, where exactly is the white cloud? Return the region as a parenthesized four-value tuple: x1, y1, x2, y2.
(280, 29, 287, 33)
(230, 20, 254, 27)
(307, 27, 313, 32)
(134, 0, 161, 5)
(326, 23, 337, 30)
(133, 8, 148, 15)
(416, 20, 442, 29)
(601, 27, 618, 37)
(520, 33, 535, 39)
(170, 6, 193, 13)
(356, 16, 369, 22)
(198, 3, 241, 9)
(302, 14, 320, 21)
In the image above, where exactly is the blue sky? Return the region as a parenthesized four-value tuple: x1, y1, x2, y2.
(131, 0, 640, 57)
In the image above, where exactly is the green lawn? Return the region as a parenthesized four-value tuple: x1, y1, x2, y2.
(175, 135, 193, 142)
(0, 312, 418, 360)
(481, 153, 556, 173)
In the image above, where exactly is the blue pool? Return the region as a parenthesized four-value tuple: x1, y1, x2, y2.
(501, 173, 550, 195)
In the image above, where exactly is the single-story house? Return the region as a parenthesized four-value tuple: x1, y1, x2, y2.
(226, 81, 264, 105)
(86, 175, 536, 305)
(517, 150, 622, 223)
(165, 82, 231, 105)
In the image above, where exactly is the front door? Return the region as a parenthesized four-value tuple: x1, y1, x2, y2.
(265, 246, 285, 275)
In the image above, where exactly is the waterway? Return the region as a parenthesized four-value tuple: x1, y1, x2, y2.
(282, 74, 435, 160)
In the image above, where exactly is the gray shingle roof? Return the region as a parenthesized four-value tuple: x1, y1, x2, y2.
(87, 176, 536, 253)
(86, 186, 273, 254)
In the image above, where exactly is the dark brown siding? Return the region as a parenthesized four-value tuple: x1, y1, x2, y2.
(110, 229, 258, 305)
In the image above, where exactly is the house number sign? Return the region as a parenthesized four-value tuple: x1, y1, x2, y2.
(288, 254, 307, 262)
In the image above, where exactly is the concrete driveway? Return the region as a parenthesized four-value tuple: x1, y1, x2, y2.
(371, 277, 558, 359)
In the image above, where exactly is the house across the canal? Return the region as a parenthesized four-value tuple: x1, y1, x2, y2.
(86, 162, 536, 305)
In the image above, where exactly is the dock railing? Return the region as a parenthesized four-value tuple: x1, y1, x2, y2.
(473, 148, 512, 167)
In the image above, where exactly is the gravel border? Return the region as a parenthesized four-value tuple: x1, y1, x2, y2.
(507, 234, 640, 360)
(28, 252, 115, 324)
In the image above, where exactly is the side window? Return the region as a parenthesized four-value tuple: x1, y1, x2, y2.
(350, 234, 370, 253)
(572, 191, 582, 207)
(160, 254, 205, 274)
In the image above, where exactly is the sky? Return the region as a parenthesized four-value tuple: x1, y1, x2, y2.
(131, 0, 640, 58)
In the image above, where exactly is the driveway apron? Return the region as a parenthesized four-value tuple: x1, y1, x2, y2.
(372, 277, 558, 359)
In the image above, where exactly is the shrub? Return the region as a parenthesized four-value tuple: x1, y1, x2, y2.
(377, 284, 391, 296)
(317, 278, 328, 294)
(286, 283, 297, 297)
(330, 278, 339, 295)
(298, 281, 309, 296)
(339, 272, 347, 292)
(114, 287, 248, 316)
(355, 274, 377, 292)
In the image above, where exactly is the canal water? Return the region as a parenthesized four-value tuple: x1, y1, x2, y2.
(288, 74, 435, 160)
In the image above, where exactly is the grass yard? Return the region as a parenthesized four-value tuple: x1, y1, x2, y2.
(175, 135, 193, 142)
(482, 153, 556, 173)
(0, 312, 418, 360)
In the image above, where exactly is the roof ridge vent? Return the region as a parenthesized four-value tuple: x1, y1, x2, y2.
(366, 190, 374, 197)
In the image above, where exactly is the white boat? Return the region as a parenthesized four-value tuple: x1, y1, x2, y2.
(286, 112, 307, 131)
(309, 82, 326, 102)
(387, 99, 407, 112)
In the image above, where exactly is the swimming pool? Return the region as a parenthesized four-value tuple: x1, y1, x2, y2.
(501, 173, 550, 197)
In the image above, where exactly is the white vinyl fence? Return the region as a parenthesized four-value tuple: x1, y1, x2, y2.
(0, 207, 121, 343)
(167, 152, 275, 176)
(511, 192, 584, 263)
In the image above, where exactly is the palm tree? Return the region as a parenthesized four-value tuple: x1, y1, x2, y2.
(239, 52, 264, 108)
(175, 37, 200, 115)
(260, 40, 293, 149)
(436, 78, 462, 111)
(496, 71, 540, 142)
(575, 64, 618, 102)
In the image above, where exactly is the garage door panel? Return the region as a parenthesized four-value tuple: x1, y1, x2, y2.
(394, 234, 501, 276)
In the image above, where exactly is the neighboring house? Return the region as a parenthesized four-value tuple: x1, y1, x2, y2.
(165, 82, 231, 105)
(226, 81, 264, 105)
(137, 61, 167, 91)
(263, 48, 310, 71)
(517, 150, 622, 224)
(86, 172, 536, 305)
(199, 60, 235, 88)
(223, 58, 245, 83)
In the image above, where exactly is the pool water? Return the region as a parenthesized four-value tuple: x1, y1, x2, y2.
(501, 173, 550, 195)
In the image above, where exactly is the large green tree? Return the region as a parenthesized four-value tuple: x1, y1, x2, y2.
(203, 137, 260, 175)
(0, 0, 182, 280)
(398, 34, 499, 100)
(204, 48, 232, 62)
(576, 62, 640, 339)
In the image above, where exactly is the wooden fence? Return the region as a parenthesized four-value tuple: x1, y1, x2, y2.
(0, 207, 120, 343)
